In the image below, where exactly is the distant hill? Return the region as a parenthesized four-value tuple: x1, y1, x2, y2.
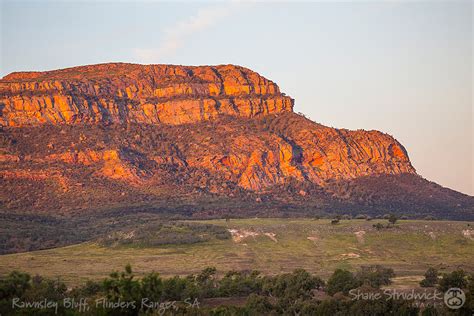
(1, 63, 472, 220)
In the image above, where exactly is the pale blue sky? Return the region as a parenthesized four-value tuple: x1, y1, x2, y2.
(1, 1, 472, 195)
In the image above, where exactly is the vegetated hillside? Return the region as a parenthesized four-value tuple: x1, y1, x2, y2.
(1, 114, 472, 220)
(0, 63, 472, 221)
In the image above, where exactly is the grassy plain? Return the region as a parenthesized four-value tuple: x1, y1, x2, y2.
(0, 219, 472, 286)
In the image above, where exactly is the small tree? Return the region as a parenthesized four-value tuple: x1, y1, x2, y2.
(420, 267, 438, 287)
(387, 214, 398, 226)
(197, 267, 217, 283)
(373, 223, 384, 231)
(102, 264, 141, 303)
(438, 270, 467, 292)
(356, 265, 395, 288)
(326, 269, 361, 295)
(0, 271, 31, 299)
(245, 294, 273, 314)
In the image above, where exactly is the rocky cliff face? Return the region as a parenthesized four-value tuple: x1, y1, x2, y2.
(0, 63, 293, 126)
(0, 63, 414, 190)
(2, 63, 471, 219)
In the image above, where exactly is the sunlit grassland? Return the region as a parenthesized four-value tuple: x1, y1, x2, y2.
(0, 219, 472, 286)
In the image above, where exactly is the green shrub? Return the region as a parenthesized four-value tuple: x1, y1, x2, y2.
(387, 214, 398, 225)
(0, 271, 31, 299)
(245, 294, 273, 314)
(326, 269, 361, 295)
(263, 269, 324, 301)
(373, 223, 385, 230)
(356, 265, 395, 288)
(438, 270, 467, 292)
(419, 267, 438, 287)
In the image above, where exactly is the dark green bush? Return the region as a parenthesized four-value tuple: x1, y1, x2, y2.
(438, 269, 467, 292)
(326, 269, 361, 295)
(356, 265, 395, 288)
(420, 267, 438, 288)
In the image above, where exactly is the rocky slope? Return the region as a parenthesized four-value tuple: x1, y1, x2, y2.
(0, 63, 472, 219)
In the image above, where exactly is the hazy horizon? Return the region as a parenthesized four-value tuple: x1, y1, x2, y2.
(1, 0, 472, 195)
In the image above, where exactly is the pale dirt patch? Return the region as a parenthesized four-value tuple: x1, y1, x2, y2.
(339, 253, 360, 259)
(228, 229, 260, 243)
(107, 230, 135, 240)
(462, 229, 474, 240)
(264, 232, 278, 242)
(354, 230, 366, 244)
(228, 229, 278, 243)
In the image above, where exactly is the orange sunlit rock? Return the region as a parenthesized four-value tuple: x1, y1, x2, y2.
(0, 63, 416, 192)
(0, 63, 293, 126)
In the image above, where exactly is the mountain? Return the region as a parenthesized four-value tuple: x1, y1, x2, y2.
(1, 63, 472, 220)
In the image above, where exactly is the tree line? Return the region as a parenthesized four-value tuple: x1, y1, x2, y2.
(0, 265, 472, 315)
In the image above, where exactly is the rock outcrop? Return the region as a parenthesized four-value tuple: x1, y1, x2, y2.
(0, 63, 293, 126)
(0, 63, 414, 187)
(0, 63, 415, 191)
